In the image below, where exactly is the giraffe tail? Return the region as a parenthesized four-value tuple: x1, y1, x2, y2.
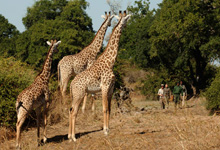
(57, 64, 61, 90)
(70, 84, 73, 100)
(16, 101, 23, 113)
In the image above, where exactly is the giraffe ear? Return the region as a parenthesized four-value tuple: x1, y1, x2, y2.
(55, 41, 61, 46)
(109, 15, 114, 19)
(114, 15, 120, 20)
(46, 41, 51, 46)
(101, 15, 106, 19)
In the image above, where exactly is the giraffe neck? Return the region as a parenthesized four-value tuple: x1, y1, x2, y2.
(40, 46, 54, 81)
(88, 19, 109, 54)
(98, 22, 123, 69)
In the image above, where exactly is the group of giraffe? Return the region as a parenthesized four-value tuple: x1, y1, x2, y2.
(15, 10, 131, 149)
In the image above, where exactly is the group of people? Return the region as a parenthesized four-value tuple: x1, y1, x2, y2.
(158, 81, 187, 109)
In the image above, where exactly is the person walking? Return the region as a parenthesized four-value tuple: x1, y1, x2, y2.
(180, 81, 187, 107)
(158, 84, 165, 109)
(164, 84, 171, 109)
(173, 82, 183, 109)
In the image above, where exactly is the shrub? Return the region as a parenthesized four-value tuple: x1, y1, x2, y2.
(205, 67, 220, 112)
(0, 57, 36, 128)
(141, 69, 177, 100)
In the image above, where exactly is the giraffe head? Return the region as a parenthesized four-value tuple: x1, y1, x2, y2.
(114, 10, 131, 31)
(46, 40, 61, 53)
(101, 11, 114, 27)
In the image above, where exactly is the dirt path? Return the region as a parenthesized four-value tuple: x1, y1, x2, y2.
(1, 97, 220, 150)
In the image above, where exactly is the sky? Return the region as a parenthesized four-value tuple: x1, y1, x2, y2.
(0, 0, 162, 33)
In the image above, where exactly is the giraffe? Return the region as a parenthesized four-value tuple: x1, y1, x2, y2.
(68, 11, 131, 142)
(81, 93, 97, 113)
(15, 40, 61, 149)
(58, 12, 114, 102)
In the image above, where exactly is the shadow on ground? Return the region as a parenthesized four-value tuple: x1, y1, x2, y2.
(40, 128, 102, 145)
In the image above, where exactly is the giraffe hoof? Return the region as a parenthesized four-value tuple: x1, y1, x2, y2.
(104, 129, 109, 135)
(43, 137, 47, 143)
(68, 134, 71, 140)
(68, 137, 76, 142)
(16, 145, 20, 150)
(73, 137, 77, 142)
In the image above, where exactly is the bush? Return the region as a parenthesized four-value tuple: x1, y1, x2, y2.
(141, 68, 177, 100)
(0, 57, 36, 128)
(205, 67, 220, 112)
(113, 58, 126, 89)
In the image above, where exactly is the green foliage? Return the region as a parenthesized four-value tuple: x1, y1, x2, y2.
(118, 0, 157, 68)
(149, 0, 220, 93)
(0, 57, 37, 127)
(205, 67, 220, 112)
(22, 0, 68, 29)
(0, 14, 19, 56)
(118, 0, 220, 96)
(113, 58, 126, 89)
(15, 0, 94, 72)
(0, 0, 95, 128)
(141, 68, 177, 100)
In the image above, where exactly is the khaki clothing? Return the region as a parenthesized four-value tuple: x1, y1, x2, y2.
(158, 88, 165, 109)
(164, 87, 171, 97)
(163, 87, 171, 108)
(180, 84, 187, 107)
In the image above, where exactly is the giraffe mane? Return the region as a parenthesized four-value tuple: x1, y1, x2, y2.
(97, 11, 123, 58)
(82, 12, 110, 50)
(36, 40, 55, 77)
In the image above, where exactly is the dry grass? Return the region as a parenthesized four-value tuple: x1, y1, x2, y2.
(1, 96, 220, 150)
(0, 127, 15, 144)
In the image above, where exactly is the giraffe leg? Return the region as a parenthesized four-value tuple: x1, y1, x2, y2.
(81, 93, 88, 113)
(16, 111, 27, 149)
(106, 81, 115, 134)
(69, 98, 84, 142)
(102, 89, 108, 135)
(43, 102, 49, 143)
(42, 91, 50, 143)
(91, 94, 95, 112)
(60, 74, 71, 102)
(68, 107, 73, 140)
(35, 108, 41, 146)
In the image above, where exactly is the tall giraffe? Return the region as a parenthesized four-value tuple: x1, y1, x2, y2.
(15, 40, 61, 149)
(58, 12, 114, 101)
(68, 11, 131, 141)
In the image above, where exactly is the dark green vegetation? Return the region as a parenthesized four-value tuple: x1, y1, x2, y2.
(119, 0, 220, 108)
(205, 69, 220, 112)
(0, 0, 94, 128)
(0, 57, 37, 127)
(15, 0, 94, 71)
(0, 0, 220, 127)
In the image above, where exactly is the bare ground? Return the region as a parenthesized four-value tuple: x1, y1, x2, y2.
(1, 95, 220, 150)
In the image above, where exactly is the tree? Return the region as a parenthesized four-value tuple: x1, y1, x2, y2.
(16, 0, 94, 72)
(118, 0, 157, 68)
(205, 66, 220, 113)
(0, 14, 19, 56)
(0, 57, 37, 127)
(149, 0, 220, 95)
(22, 0, 68, 29)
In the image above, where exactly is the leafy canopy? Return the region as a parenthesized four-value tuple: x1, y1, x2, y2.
(16, 0, 94, 72)
(149, 0, 220, 93)
(0, 57, 37, 127)
(118, 0, 157, 68)
(0, 14, 19, 56)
